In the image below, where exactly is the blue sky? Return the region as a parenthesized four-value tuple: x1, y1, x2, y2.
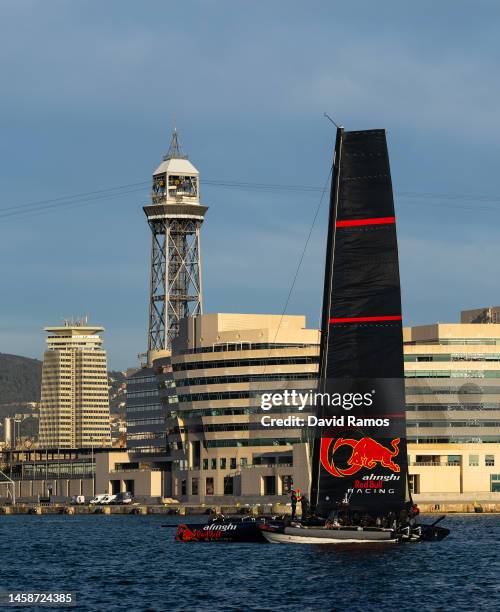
(1, 1, 500, 369)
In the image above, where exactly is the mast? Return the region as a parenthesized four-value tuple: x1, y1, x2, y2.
(310, 126, 343, 509)
(311, 128, 408, 518)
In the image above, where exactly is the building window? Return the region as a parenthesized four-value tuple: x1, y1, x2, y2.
(168, 174, 198, 198)
(230, 458, 236, 470)
(191, 478, 199, 496)
(447, 455, 461, 466)
(263, 476, 276, 496)
(408, 474, 420, 495)
(490, 474, 500, 492)
(202, 458, 208, 470)
(469, 454, 479, 467)
(282, 475, 293, 494)
(206, 477, 214, 495)
(240, 457, 247, 468)
(220, 458, 226, 470)
(210, 458, 217, 470)
(181, 479, 187, 496)
(223, 476, 234, 495)
(485, 455, 495, 467)
(192, 440, 200, 469)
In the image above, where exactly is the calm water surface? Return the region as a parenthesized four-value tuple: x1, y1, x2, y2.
(0, 514, 498, 611)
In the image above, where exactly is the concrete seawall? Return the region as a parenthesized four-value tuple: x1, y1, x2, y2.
(1, 502, 499, 515)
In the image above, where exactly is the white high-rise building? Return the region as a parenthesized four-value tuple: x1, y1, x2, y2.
(39, 320, 111, 448)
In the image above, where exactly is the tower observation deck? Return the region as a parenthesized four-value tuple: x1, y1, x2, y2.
(143, 130, 208, 362)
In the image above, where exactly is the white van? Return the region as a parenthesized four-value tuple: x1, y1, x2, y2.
(89, 494, 109, 505)
(100, 494, 118, 505)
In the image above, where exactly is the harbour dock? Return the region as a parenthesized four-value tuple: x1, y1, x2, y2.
(1, 500, 499, 515)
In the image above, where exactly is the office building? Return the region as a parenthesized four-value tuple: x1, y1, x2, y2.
(461, 306, 500, 324)
(125, 356, 175, 458)
(166, 313, 320, 500)
(119, 309, 500, 501)
(39, 320, 111, 448)
(404, 316, 500, 445)
(403, 310, 500, 496)
(9, 309, 499, 504)
(162, 309, 500, 501)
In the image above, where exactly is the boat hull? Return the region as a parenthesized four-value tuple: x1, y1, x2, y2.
(262, 532, 399, 544)
(261, 525, 398, 544)
(175, 521, 267, 543)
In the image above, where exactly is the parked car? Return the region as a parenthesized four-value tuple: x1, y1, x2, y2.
(100, 494, 118, 505)
(70, 495, 86, 505)
(111, 492, 133, 505)
(89, 494, 109, 505)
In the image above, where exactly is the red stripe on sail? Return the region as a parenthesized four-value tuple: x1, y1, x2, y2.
(329, 315, 402, 324)
(336, 216, 395, 227)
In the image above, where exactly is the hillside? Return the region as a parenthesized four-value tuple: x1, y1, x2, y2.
(0, 353, 130, 415)
(0, 353, 42, 405)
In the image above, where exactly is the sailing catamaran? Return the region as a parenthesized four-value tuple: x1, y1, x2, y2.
(176, 125, 449, 544)
(260, 126, 449, 544)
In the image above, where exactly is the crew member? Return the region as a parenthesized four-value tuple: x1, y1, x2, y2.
(409, 503, 420, 526)
(290, 490, 298, 520)
(300, 494, 309, 519)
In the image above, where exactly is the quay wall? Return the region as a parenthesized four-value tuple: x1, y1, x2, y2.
(1, 500, 499, 516)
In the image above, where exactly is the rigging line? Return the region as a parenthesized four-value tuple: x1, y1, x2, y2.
(204, 180, 320, 192)
(204, 181, 500, 204)
(397, 191, 500, 203)
(273, 165, 333, 335)
(4, 187, 500, 223)
(205, 179, 500, 203)
(256, 164, 333, 405)
(0, 181, 150, 214)
(6, 174, 500, 212)
(2, 186, 500, 223)
(0, 187, 147, 220)
(4, 178, 500, 221)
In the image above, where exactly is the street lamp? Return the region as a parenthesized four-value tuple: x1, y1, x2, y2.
(91, 437, 95, 496)
(13, 418, 21, 449)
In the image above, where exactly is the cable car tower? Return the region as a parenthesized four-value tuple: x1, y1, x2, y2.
(143, 130, 208, 362)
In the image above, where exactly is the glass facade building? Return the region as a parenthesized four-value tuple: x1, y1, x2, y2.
(404, 315, 500, 444)
(166, 313, 320, 500)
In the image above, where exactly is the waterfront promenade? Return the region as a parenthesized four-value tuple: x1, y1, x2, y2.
(1, 499, 499, 515)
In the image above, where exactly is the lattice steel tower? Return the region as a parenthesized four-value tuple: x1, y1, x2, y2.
(144, 130, 208, 361)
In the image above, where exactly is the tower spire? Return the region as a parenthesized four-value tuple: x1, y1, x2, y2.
(164, 127, 187, 160)
(144, 131, 208, 362)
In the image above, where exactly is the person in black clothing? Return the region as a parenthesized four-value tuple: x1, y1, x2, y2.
(300, 494, 309, 519)
(290, 490, 298, 520)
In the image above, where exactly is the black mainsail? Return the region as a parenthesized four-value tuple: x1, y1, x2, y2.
(310, 127, 409, 519)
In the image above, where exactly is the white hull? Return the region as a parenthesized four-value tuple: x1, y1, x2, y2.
(262, 531, 399, 545)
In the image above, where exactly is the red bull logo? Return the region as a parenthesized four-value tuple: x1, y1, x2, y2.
(320, 437, 400, 477)
(175, 524, 222, 542)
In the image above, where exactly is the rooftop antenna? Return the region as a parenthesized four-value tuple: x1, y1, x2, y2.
(164, 123, 187, 160)
(324, 113, 343, 129)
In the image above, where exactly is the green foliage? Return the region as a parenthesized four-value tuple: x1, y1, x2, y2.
(0, 353, 42, 405)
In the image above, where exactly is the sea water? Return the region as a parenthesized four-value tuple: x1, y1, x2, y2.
(0, 514, 498, 611)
